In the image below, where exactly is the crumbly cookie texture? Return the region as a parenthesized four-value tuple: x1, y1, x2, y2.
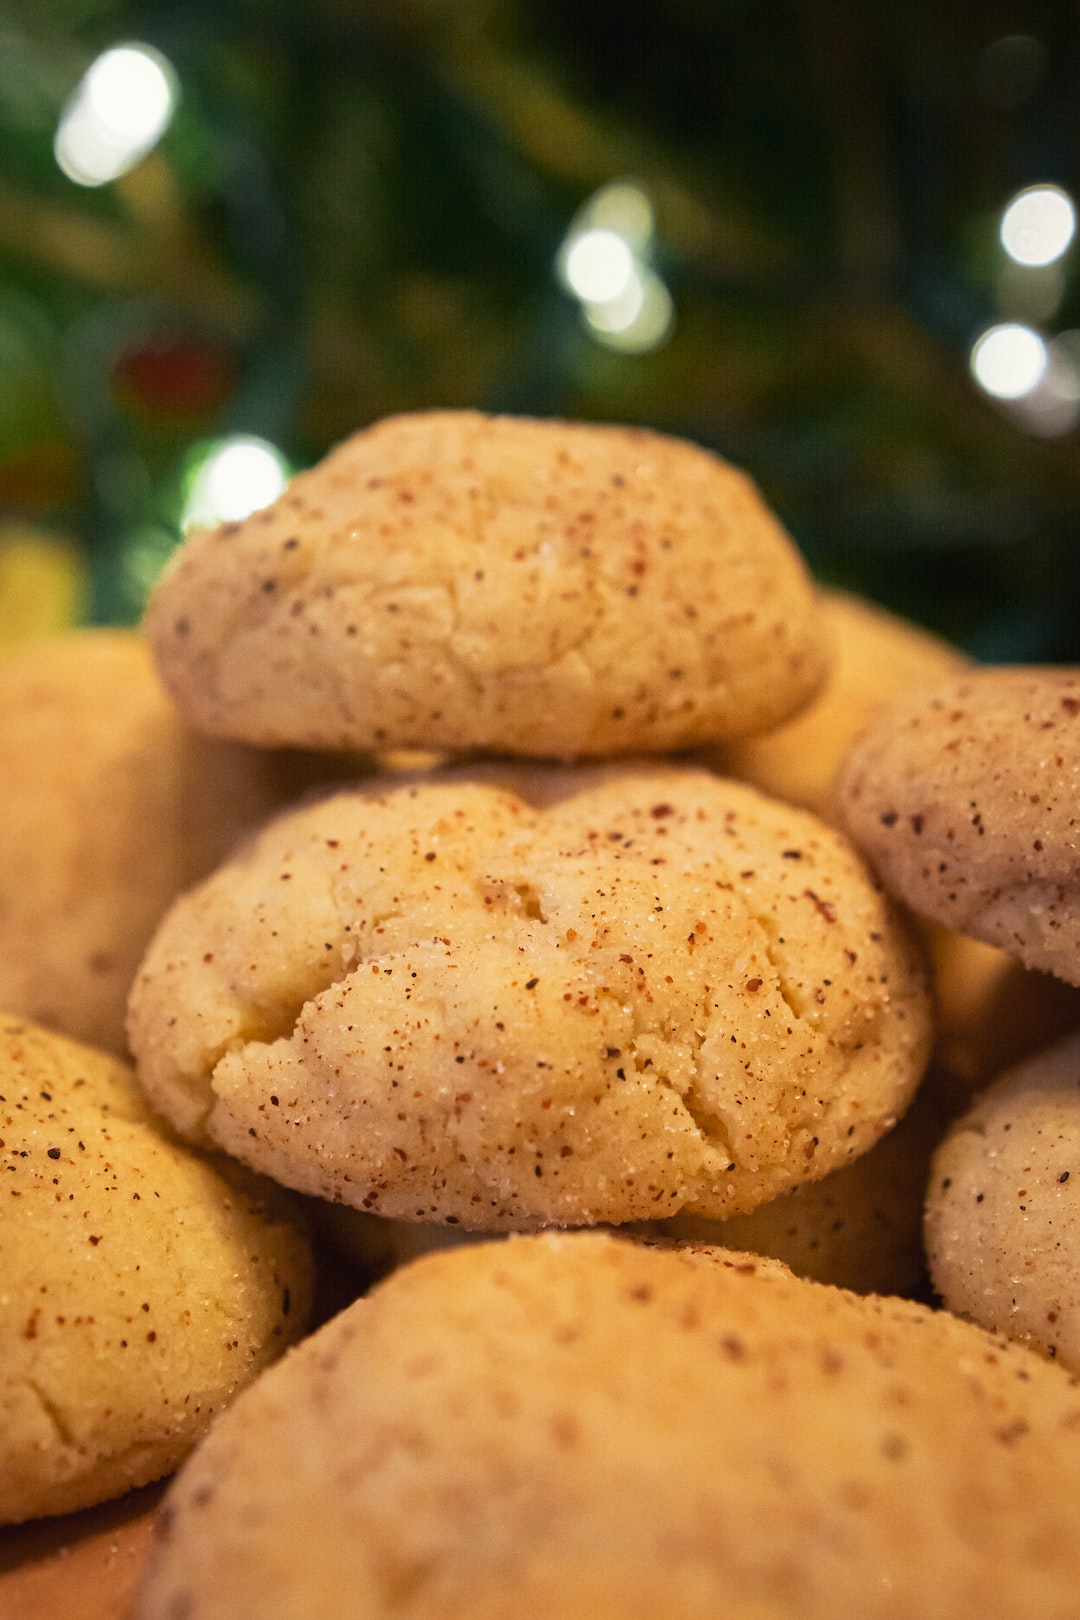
(135, 1231, 1080, 1620)
(711, 587, 965, 818)
(0, 628, 354, 1055)
(836, 666, 1080, 985)
(143, 411, 828, 758)
(0, 1017, 314, 1526)
(126, 765, 931, 1229)
(926, 1028, 1080, 1370)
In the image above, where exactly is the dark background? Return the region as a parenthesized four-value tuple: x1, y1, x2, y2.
(1, 0, 1078, 658)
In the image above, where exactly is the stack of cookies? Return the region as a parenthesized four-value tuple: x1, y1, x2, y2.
(4, 410, 1080, 1619)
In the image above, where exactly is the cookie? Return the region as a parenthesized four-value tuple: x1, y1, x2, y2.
(836, 666, 1080, 985)
(144, 411, 828, 758)
(925, 924, 1080, 1098)
(0, 628, 358, 1054)
(659, 1080, 948, 1297)
(712, 588, 965, 817)
(127, 764, 931, 1229)
(135, 1231, 1080, 1620)
(926, 1027, 1080, 1370)
(0, 1017, 314, 1525)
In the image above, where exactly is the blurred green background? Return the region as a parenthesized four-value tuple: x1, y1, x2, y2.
(1, 0, 1078, 659)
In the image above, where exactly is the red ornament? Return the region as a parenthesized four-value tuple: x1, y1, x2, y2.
(110, 335, 235, 422)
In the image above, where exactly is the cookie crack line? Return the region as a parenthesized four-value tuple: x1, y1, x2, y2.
(23, 1376, 78, 1450)
(747, 907, 803, 1024)
(596, 961, 739, 1170)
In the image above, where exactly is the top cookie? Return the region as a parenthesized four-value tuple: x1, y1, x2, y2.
(836, 666, 1080, 985)
(144, 412, 827, 758)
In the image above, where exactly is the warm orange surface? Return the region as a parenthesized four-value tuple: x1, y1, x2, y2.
(0, 1485, 162, 1620)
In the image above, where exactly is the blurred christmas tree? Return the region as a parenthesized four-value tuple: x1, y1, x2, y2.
(0, 0, 1078, 657)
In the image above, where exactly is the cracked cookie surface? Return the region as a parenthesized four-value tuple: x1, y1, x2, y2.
(127, 765, 931, 1229)
(0, 1017, 314, 1525)
(144, 411, 828, 758)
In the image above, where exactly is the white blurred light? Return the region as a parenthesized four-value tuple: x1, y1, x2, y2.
(561, 228, 637, 304)
(970, 323, 1048, 400)
(585, 267, 674, 354)
(557, 181, 674, 355)
(577, 181, 654, 250)
(1003, 334, 1080, 437)
(1001, 185, 1076, 267)
(55, 43, 177, 187)
(182, 437, 289, 530)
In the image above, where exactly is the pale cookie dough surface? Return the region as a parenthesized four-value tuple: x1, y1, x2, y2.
(711, 587, 965, 817)
(127, 765, 931, 1229)
(144, 411, 828, 758)
(0, 629, 355, 1055)
(836, 666, 1080, 985)
(136, 1231, 1080, 1620)
(926, 1027, 1080, 1370)
(0, 1017, 314, 1526)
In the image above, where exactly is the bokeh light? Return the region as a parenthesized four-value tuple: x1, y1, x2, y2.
(585, 267, 674, 353)
(561, 228, 637, 304)
(181, 437, 290, 530)
(1003, 334, 1080, 438)
(54, 43, 178, 187)
(1000, 185, 1076, 268)
(970, 323, 1048, 400)
(557, 182, 674, 356)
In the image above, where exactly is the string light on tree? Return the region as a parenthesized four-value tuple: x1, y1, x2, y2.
(1000, 185, 1076, 268)
(556, 181, 674, 355)
(181, 438, 290, 531)
(54, 43, 178, 187)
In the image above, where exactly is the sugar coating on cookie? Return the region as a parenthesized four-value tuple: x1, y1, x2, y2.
(135, 1231, 1080, 1620)
(0, 629, 354, 1055)
(0, 1017, 314, 1526)
(712, 587, 965, 817)
(144, 411, 828, 758)
(836, 666, 1080, 985)
(127, 765, 931, 1229)
(926, 1028, 1080, 1370)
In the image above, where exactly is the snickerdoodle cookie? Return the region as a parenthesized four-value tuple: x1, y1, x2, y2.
(714, 587, 965, 817)
(659, 1079, 948, 1297)
(0, 1016, 314, 1525)
(0, 629, 351, 1054)
(126, 764, 931, 1230)
(836, 666, 1080, 986)
(926, 1027, 1080, 1370)
(135, 1231, 1080, 1620)
(144, 411, 828, 758)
